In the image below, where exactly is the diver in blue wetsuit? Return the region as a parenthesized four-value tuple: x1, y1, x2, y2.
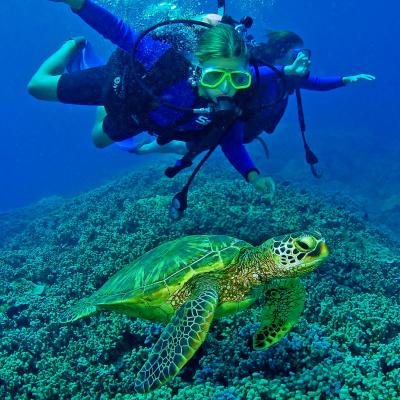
(45, 1, 375, 154)
(29, 0, 375, 214)
(30, 1, 284, 198)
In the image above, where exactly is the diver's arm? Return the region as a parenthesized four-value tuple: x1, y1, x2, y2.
(298, 75, 346, 91)
(281, 51, 343, 90)
(253, 53, 332, 92)
(220, 124, 275, 202)
(283, 53, 375, 90)
(298, 74, 375, 91)
(51, 0, 137, 52)
(73, 0, 137, 52)
(220, 123, 259, 179)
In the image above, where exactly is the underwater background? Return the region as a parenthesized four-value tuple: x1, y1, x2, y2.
(1, 0, 400, 237)
(0, 0, 399, 399)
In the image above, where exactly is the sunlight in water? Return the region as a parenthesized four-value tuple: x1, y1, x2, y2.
(98, 0, 278, 30)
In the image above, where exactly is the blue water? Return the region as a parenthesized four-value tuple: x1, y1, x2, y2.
(1, 0, 399, 220)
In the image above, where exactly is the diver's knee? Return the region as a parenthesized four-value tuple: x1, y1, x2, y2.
(91, 132, 109, 148)
(27, 78, 41, 99)
(91, 126, 113, 148)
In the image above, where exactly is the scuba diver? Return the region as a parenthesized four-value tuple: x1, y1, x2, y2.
(91, 18, 311, 157)
(29, 0, 375, 218)
(130, 28, 310, 156)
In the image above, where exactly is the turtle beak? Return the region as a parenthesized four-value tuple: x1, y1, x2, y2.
(319, 242, 329, 259)
(305, 240, 329, 262)
(294, 240, 329, 275)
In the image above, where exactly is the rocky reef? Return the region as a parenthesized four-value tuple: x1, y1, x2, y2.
(0, 160, 399, 399)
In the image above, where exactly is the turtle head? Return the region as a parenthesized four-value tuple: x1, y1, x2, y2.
(260, 231, 329, 278)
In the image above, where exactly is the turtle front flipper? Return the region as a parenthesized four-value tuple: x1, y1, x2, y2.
(134, 286, 219, 394)
(253, 278, 305, 350)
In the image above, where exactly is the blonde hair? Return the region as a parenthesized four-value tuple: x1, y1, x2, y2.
(195, 24, 248, 63)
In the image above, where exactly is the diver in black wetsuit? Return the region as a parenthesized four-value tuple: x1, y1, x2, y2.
(29, 0, 375, 214)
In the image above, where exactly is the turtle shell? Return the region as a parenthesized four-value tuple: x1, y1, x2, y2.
(99, 235, 247, 300)
(66, 235, 250, 323)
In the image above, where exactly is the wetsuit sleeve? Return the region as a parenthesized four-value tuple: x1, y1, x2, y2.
(74, 0, 137, 52)
(74, 0, 170, 68)
(220, 122, 259, 179)
(298, 75, 345, 91)
(258, 66, 344, 91)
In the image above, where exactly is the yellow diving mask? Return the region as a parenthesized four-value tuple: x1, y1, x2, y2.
(200, 68, 252, 89)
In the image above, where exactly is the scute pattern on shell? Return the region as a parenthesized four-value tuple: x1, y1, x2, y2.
(88, 235, 249, 306)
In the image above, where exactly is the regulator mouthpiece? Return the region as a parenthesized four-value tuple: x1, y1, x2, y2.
(212, 96, 242, 118)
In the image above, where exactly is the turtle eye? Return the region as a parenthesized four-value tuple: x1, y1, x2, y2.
(295, 240, 310, 251)
(293, 236, 316, 252)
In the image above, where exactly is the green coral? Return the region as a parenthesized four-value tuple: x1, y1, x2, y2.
(0, 160, 399, 399)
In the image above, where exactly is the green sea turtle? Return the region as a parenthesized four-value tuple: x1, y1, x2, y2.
(62, 231, 328, 393)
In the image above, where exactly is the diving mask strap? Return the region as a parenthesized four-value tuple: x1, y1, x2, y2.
(295, 88, 322, 178)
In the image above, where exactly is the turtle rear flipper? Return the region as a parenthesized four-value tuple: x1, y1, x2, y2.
(60, 301, 97, 324)
(253, 278, 305, 350)
(134, 286, 219, 394)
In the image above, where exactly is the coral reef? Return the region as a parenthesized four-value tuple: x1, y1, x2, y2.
(0, 160, 399, 399)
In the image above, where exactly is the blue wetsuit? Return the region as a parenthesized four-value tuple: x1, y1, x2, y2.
(60, 0, 346, 179)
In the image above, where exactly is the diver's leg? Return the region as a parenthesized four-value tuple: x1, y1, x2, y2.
(91, 106, 113, 148)
(92, 111, 187, 154)
(27, 38, 84, 101)
(135, 140, 187, 155)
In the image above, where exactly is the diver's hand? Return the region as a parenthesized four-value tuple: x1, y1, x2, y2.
(284, 52, 311, 77)
(342, 74, 376, 84)
(49, 0, 86, 12)
(248, 172, 276, 205)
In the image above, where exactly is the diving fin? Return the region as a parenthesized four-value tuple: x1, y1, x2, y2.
(66, 39, 103, 72)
